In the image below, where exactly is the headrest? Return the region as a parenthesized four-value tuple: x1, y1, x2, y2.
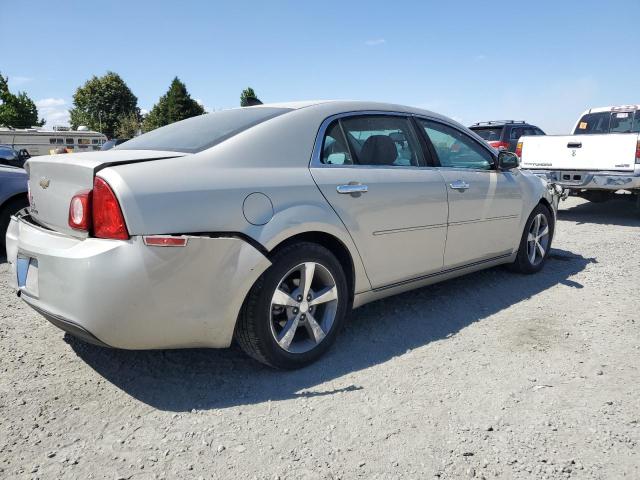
(359, 135, 397, 165)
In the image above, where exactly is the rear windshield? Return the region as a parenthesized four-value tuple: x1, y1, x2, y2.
(117, 107, 292, 153)
(470, 127, 503, 141)
(574, 110, 640, 135)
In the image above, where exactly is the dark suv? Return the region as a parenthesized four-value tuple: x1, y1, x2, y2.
(469, 121, 545, 152)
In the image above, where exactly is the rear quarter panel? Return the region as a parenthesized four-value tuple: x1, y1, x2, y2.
(99, 107, 372, 294)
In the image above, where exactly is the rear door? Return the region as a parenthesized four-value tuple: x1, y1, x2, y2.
(416, 118, 523, 268)
(310, 114, 449, 289)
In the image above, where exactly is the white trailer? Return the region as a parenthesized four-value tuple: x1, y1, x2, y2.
(0, 126, 107, 157)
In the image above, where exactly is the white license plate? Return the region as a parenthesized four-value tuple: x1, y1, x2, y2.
(17, 255, 39, 297)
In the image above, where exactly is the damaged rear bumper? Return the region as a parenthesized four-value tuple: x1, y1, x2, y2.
(6, 212, 271, 349)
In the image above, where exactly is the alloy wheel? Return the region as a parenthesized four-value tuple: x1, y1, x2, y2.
(527, 213, 550, 266)
(269, 262, 339, 354)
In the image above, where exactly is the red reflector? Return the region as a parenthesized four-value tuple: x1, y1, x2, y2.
(143, 236, 188, 247)
(636, 140, 640, 163)
(93, 177, 129, 240)
(68, 190, 92, 231)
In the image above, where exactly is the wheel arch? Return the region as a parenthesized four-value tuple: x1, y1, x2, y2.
(268, 231, 358, 303)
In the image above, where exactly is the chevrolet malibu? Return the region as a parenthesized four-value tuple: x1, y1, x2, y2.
(6, 101, 558, 369)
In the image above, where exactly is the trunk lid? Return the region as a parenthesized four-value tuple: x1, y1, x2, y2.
(520, 133, 639, 172)
(26, 150, 185, 237)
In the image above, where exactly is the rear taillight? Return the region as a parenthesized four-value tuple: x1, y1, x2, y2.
(93, 177, 129, 240)
(68, 177, 129, 239)
(68, 191, 92, 231)
(515, 142, 523, 158)
(489, 141, 510, 151)
(636, 140, 640, 164)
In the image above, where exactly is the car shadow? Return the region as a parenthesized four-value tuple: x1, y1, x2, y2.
(67, 248, 594, 412)
(558, 197, 640, 227)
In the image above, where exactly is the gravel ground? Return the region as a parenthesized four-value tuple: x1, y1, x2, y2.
(1, 196, 639, 480)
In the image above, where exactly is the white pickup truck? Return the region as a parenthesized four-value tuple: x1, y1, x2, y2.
(518, 105, 640, 205)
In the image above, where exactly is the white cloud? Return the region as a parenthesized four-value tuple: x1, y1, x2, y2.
(140, 108, 149, 115)
(364, 38, 386, 46)
(35, 98, 70, 127)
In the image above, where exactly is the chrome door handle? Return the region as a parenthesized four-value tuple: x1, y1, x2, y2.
(337, 184, 368, 194)
(449, 180, 470, 191)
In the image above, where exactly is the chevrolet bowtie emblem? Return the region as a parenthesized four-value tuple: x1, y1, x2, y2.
(39, 178, 50, 189)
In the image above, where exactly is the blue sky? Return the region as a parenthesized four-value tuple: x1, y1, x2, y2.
(2, 0, 638, 133)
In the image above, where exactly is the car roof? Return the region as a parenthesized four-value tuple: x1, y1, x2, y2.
(587, 104, 640, 113)
(469, 121, 530, 128)
(247, 99, 446, 117)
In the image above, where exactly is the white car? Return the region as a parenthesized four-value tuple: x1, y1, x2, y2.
(518, 105, 640, 205)
(7, 101, 560, 369)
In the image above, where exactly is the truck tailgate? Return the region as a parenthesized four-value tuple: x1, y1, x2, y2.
(520, 133, 638, 172)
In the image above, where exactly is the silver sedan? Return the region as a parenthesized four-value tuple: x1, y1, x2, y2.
(6, 101, 558, 368)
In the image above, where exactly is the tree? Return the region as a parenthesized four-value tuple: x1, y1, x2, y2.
(115, 112, 142, 139)
(240, 87, 262, 107)
(143, 77, 205, 132)
(69, 72, 139, 138)
(0, 73, 44, 128)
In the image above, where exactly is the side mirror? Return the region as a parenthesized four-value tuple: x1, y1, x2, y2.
(497, 150, 519, 170)
(18, 149, 31, 161)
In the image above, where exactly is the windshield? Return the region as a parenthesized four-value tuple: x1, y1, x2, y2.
(574, 110, 640, 134)
(470, 127, 503, 141)
(117, 107, 292, 153)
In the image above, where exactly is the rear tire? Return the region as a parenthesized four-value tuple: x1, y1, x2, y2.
(0, 196, 28, 251)
(510, 203, 554, 274)
(235, 242, 349, 369)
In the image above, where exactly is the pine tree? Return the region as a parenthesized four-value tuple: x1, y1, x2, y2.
(240, 87, 262, 107)
(143, 77, 205, 131)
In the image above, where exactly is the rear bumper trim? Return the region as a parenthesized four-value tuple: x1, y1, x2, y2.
(24, 298, 111, 348)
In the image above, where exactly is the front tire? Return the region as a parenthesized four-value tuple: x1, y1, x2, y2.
(510, 203, 554, 274)
(235, 242, 349, 369)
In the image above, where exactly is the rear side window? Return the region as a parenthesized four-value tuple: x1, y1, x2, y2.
(338, 116, 422, 167)
(634, 111, 640, 133)
(321, 122, 353, 165)
(471, 127, 503, 141)
(118, 107, 292, 153)
(509, 127, 525, 140)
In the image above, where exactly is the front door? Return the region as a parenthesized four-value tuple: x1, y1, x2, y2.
(416, 118, 523, 268)
(310, 114, 449, 289)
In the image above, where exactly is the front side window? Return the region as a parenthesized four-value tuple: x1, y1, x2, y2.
(419, 119, 493, 170)
(338, 116, 421, 167)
